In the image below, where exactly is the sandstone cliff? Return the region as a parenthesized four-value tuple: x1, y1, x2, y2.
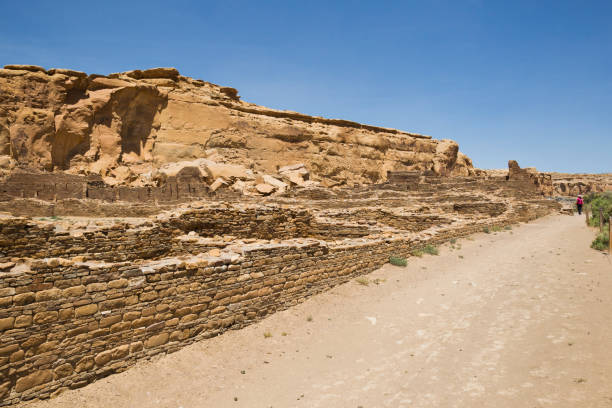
(550, 173, 612, 196)
(0, 64, 474, 191)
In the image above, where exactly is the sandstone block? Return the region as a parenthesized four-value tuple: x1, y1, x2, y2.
(34, 311, 58, 325)
(94, 350, 113, 366)
(112, 345, 129, 359)
(108, 278, 128, 289)
(59, 308, 74, 320)
(53, 363, 73, 379)
(63, 285, 86, 297)
(130, 341, 143, 353)
(14, 369, 53, 392)
(180, 314, 198, 324)
(75, 304, 98, 317)
(13, 292, 35, 305)
(100, 315, 122, 328)
(0, 343, 19, 356)
(0, 317, 14, 331)
(144, 333, 169, 348)
(36, 341, 59, 353)
(75, 356, 94, 373)
(0, 381, 10, 400)
(0, 287, 15, 297)
(140, 291, 158, 302)
(22, 334, 46, 349)
(10, 349, 25, 362)
(86, 282, 107, 292)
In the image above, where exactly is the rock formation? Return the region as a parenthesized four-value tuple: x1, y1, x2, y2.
(550, 173, 612, 196)
(0, 65, 474, 191)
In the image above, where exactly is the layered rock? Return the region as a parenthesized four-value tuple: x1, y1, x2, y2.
(0, 64, 474, 189)
(550, 173, 612, 197)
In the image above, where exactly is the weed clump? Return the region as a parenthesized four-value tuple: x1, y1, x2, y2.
(591, 232, 609, 251)
(389, 256, 408, 266)
(423, 245, 439, 255)
(483, 226, 490, 234)
(355, 277, 370, 286)
(410, 249, 423, 257)
(491, 226, 502, 233)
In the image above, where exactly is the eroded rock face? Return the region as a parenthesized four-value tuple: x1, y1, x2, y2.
(551, 173, 612, 196)
(0, 65, 474, 187)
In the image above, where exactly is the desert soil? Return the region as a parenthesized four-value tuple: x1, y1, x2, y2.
(25, 214, 612, 408)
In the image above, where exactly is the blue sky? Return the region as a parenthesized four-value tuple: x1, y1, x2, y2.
(1, 0, 610, 173)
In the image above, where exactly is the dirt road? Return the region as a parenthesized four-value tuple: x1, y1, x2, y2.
(26, 214, 612, 408)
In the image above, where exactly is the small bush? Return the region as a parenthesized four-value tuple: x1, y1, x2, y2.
(450, 238, 457, 244)
(355, 277, 370, 286)
(423, 245, 439, 255)
(389, 256, 408, 266)
(410, 249, 423, 257)
(504, 225, 512, 230)
(491, 226, 502, 232)
(483, 226, 490, 234)
(306, 315, 313, 322)
(591, 231, 610, 251)
(263, 331, 272, 338)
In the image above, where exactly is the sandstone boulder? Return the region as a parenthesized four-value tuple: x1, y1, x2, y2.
(209, 177, 228, 192)
(279, 163, 309, 186)
(4, 64, 46, 73)
(47, 68, 87, 78)
(255, 183, 275, 195)
(263, 175, 288, 193)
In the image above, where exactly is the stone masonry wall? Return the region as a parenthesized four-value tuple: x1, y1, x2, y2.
(0, 206, 317, 263)
(0, 202, 555, 406)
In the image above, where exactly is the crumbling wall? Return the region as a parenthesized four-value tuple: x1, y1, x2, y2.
(0, 200, 553, 406)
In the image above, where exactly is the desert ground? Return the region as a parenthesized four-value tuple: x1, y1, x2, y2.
(21, 214, 611, 408)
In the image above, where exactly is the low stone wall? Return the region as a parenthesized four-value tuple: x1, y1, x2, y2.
(165, 206, 314, 240)
(0, 221, 171, 263)
(0, 206, 317, 262)
(0, 200, 555, 406)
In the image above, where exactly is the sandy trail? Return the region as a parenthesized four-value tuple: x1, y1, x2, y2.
(25, 214, 612, 408)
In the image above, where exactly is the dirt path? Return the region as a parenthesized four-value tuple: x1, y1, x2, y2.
(25, 214, 612, 408)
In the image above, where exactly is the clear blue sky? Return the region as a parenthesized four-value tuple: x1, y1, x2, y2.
(1, 0, 610, 173)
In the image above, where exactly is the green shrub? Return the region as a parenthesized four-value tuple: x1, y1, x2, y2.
(491, 225, 502, 232)
(389, 256, 407, 266)
(423, 244, 439, 255)
(482, 226, 490, 234)
(355, 277, 370, 286)
(410, 249, 423, 257)
(591, 231, 610, 251)
(586, 192, 612, 226)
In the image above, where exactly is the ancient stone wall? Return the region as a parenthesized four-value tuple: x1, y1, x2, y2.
(0, 199, 552, 406)
(0, 206, 321, 262)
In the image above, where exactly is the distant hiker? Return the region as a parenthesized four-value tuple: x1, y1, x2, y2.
(576, 195, 584, 215)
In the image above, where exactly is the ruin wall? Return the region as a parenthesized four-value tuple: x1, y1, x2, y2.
(0, 202, 554, 406)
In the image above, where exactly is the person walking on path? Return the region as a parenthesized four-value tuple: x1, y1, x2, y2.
(576, 195, 584, 215)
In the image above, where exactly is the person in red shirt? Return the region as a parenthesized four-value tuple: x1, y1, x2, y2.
(576, 195, 584, 215)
